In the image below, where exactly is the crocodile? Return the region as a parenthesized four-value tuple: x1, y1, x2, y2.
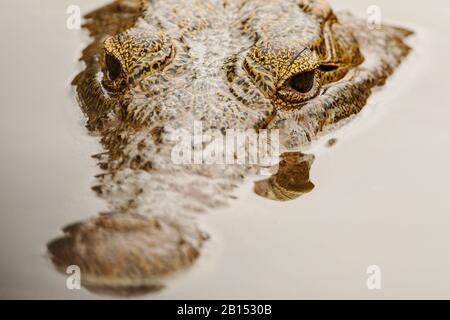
(47, 0, 413, 296)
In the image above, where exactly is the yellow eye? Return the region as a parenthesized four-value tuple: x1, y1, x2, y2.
(105, 53, 122, 81)
(287, 70, 315, 94)
(276, 69, 320, 105)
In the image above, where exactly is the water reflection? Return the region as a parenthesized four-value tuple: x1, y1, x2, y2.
(47, 213, 206, 297)
(47, 152, 315, 296)
(254, 152, 315, 201)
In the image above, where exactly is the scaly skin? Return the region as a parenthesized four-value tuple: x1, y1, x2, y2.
(48, 0, 413, 296)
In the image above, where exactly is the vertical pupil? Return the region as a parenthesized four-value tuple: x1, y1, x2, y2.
(105, 54, 122, 81)
(288, 71, 315, 93)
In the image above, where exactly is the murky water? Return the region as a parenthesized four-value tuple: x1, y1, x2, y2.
(1, 0, 450, 299)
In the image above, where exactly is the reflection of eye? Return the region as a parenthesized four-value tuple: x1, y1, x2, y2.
(287, 71, 315, 94)
(105, 53, 122, 81)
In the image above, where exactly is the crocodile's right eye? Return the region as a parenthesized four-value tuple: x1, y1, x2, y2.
(105, 53, 122, 81)
(101, 21, 175, 93)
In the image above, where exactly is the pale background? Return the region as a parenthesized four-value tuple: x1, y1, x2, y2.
(0, 0, 449, 299)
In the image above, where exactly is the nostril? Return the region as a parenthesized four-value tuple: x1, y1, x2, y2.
(105, 53, 122, 81)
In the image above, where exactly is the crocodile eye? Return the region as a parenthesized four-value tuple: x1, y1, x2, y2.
(105, 53, 122, 81)
(276, 69, 320, 105)
(287, 71, 315, 93)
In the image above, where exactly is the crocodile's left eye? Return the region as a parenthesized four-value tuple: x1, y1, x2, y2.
(287, 70, 315, 93)
(277, 70, 320, 104)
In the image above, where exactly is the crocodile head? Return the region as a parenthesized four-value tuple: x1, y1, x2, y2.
(48, 0, 413, 295)
(90, 0, 411, 148)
